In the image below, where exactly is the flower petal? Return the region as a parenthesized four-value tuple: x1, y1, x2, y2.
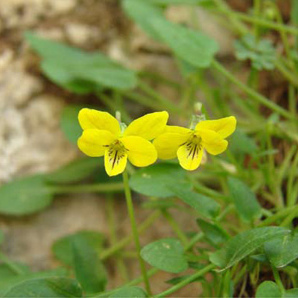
(177, 142, 204, 171)
(121, 136, 157, 167)
(104, 148, 128, 176)
(124, 111, 169, 140)
(77, 129, 116, 157)
(195, 116, 236, 138)
(165, 125, 192, 135)
(153, 133, 190, 160)
(198, 129, 228, 155)
(78, 108, 120, 136)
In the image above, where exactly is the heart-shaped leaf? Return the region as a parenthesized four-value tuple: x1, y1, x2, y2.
(141, 238, 188, 273)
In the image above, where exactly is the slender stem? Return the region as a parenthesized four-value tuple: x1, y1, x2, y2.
(212, 60, 293, 120)
(156, 264, 216, 297)
(257, 205, 298, 227)
(253, 0, 261, 39)
(100, 210, 161, 260)
(49, 182, 123, 194)
(184, 233, 204, 251)
(215, 8, 298, 35)
(0, 251, 25, 275)
(274, 59, 298, 88)
(288, 85, 297, 118)
(280, 207, 298, 228)
(287, 151, 298, 207)
(122, 170, 152, 295)
(95, 232, 205, 297)
(272, 266, 285, 293)
(162, 210, 189, 246)
(212, 0, 298, 87)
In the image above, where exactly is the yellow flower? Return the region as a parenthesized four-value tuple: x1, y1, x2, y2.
(77, 109, 169, 176)
(153, 116, 236, 171)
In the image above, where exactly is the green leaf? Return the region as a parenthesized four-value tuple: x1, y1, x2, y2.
(0, 175, 53, 215)
(109, 287, 147, 297)
(72, 237, 107, 294)
(171, 186, 220, 219)
(209, 227, 290, 270)
(41, 61, 98, 94)
(264, 231, 298, 268)
(71, 67, 137, 91)
(43, 61, 137, 91)
(52, 231, 105, 267)
(196, 219, 229, 246)
(122, 0, 164, 40)
(25, 31, 109, 65)
(285, 288, 298, 298)
(227, 177, 261, 222)
(45, 158, 100, 184)
(140, 238, 188, 273)
(129, 163, 191, 198)
(150, 17, 219, 68)
(0, 268, 67, 296)
(60, 104, 84, 144)
(234, 34, 276, 70)
(25, 32, 137, 91)
(256, 281, 282, 298)
(123, 1, 218, 68)
(3, 277, 82, 297)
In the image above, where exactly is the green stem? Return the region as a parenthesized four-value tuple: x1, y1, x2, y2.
(288, 85, 297, 118)
(253, 0, 261, 38)
(274, 59, 298, 89)
(162, 210, 189, 246)
(213, 1, 298, 87)
(287, 151, 298, 207)
(215, 9, 298, 35)
(258, 205, 298, 227)
(49, 182, 124, 194)
(184, 233, 204, 251)
(138, 81, 184, 115)
(272, 266, 285, 293)
(100, 210, 160, 260)
(125, 91, 164, 111)
(212, 60, 293, 119)
(280, 207, 298, 228)
(122, 170, 152, 295)
(155, 264, 216, 297)
(138, 71, 181, 90)
(95, 232, 204, 297)
(0, 251, 25, 275)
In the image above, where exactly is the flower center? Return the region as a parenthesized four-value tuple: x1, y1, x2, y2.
(182, 134, 202, 160)
(107, 140, 127, 168)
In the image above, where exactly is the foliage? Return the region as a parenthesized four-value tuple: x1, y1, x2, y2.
(234, 34, 276, 70)
(0, 0, 297, 297)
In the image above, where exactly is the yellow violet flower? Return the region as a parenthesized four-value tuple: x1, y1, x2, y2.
(153, 116, 237, 171)
(77, 109, 169, 176)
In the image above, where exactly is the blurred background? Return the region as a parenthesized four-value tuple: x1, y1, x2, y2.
(0, 0, 294, 295)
